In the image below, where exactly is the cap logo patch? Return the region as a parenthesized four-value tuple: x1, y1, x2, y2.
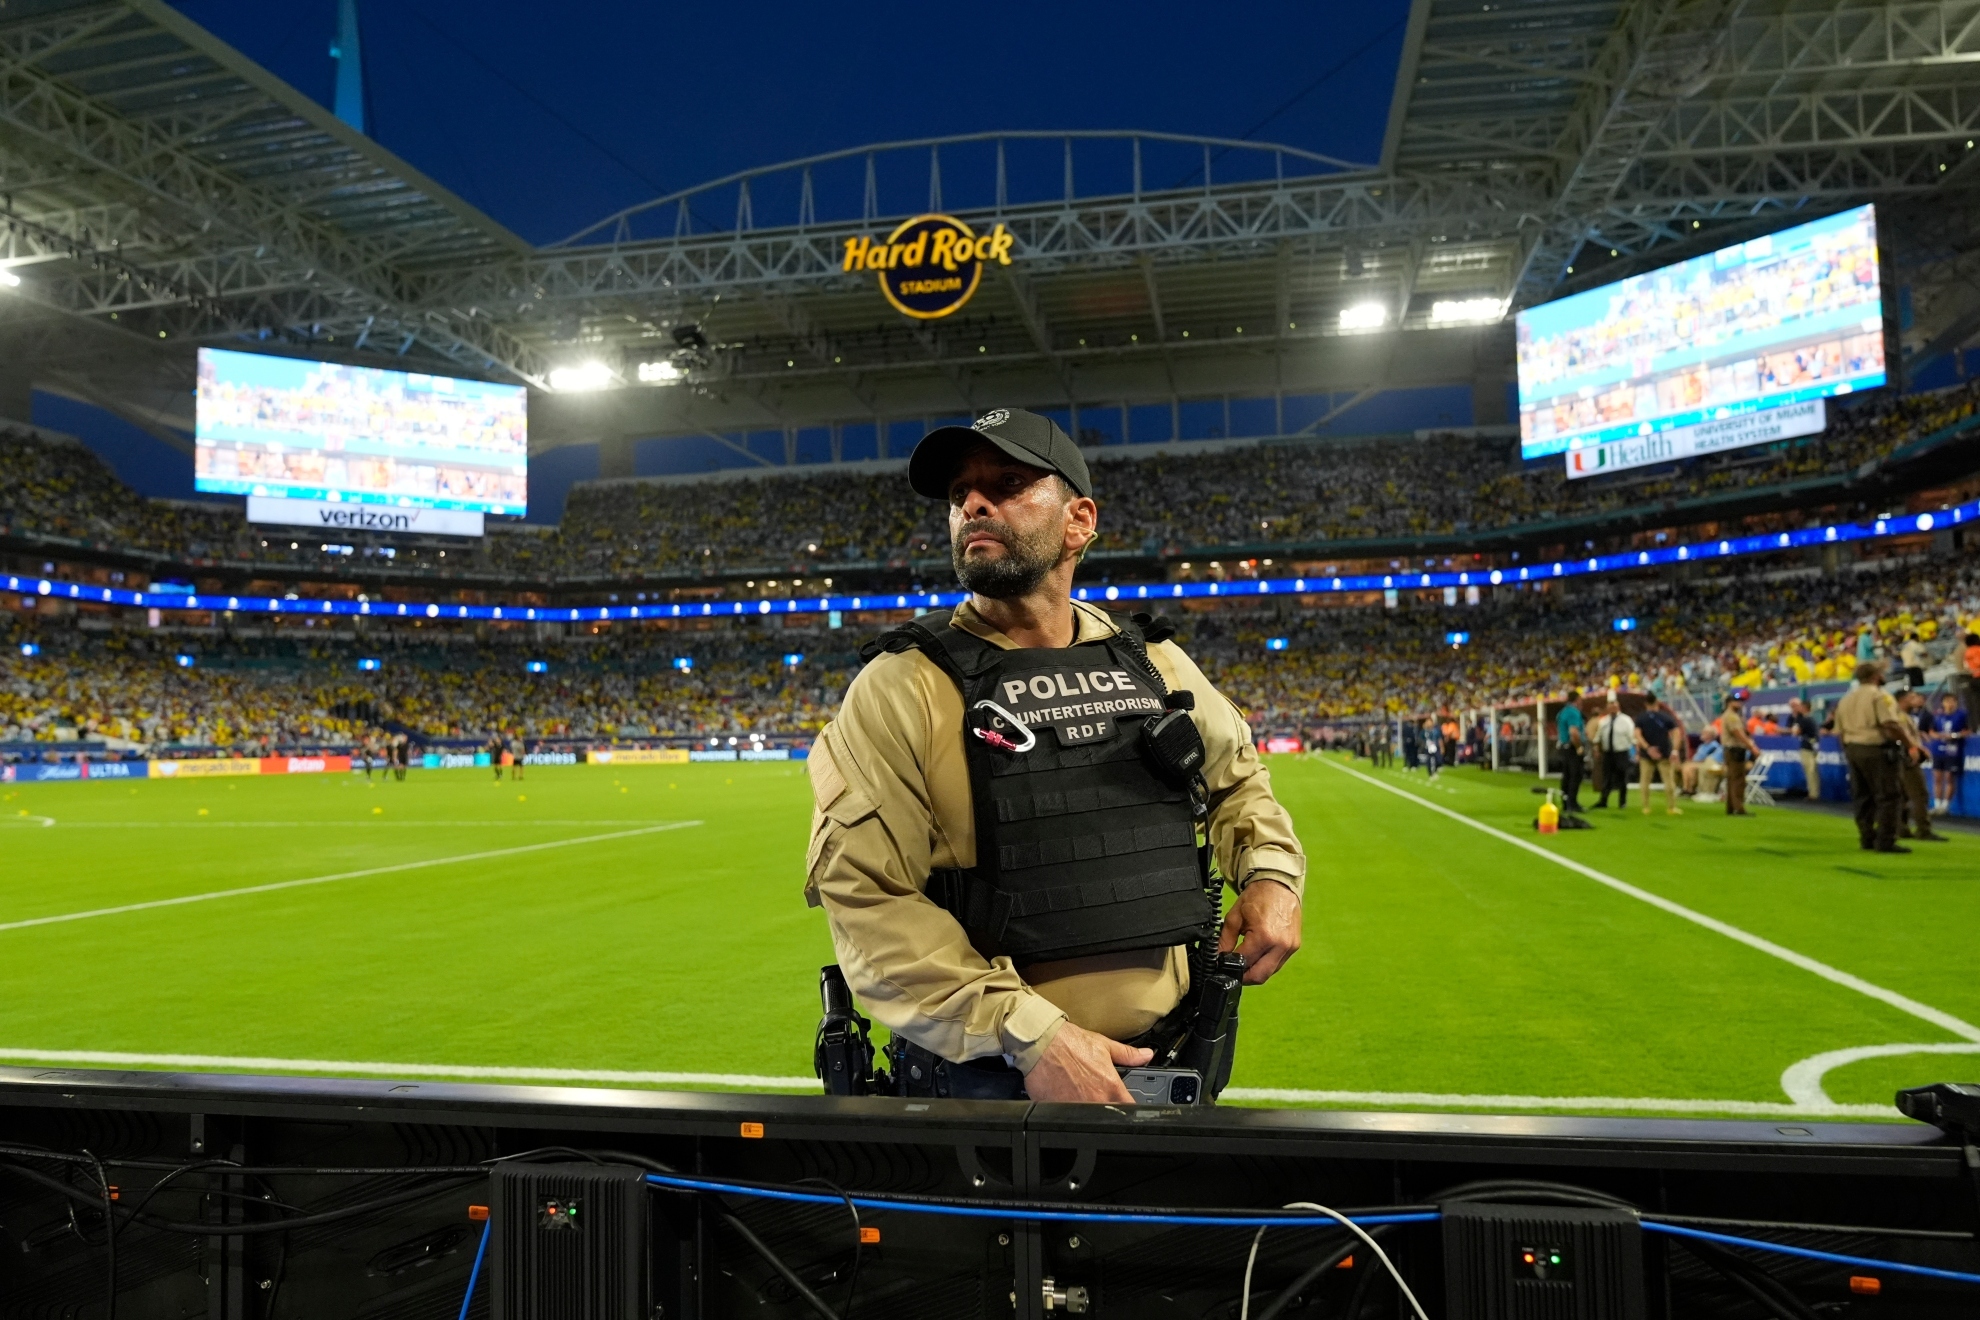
(975, 409, 1011, 429)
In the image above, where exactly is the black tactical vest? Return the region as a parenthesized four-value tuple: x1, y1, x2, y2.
(861, 610, 1213, 966)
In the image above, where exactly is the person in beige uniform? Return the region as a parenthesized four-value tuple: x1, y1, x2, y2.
(1834, 661, 1911, 853)
(806, 408, 1305, 1103)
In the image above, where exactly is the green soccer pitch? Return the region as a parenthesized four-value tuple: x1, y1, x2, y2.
(2, 755, 1975, 1119)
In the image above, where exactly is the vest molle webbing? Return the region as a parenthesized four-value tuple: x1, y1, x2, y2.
(864, 610, 1212, 965)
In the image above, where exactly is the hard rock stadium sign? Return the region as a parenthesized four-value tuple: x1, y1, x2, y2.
(841, 213, 1015, 319)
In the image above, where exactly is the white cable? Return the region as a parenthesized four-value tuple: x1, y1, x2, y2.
(1281, 1202, 1432, 1320)
(1237, 1204, 1434, 1320)
(1239, 1224, 1269, 1320)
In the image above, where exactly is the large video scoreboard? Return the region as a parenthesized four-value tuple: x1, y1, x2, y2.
(195, 349, 528, 532)
(1516, 205, 1886, 477)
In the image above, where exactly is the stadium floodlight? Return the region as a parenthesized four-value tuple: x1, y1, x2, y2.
(525, 660, 548, 674)
(356, 657, 382, 671)
(782, 653, 805, 666)
(636, 360, 683, 384)
(0, 268, 20, 288)
(175, 653, 196, 667)
(1446, 631, 1470, 646)
(1265, 637, 1289, 651)
(673, 657, 694, 672)
(1338, 303, 1387, 331)
(548, 361, 615, 392)
(1613, 617, 1637, 632)
(18, 642, 38, 656)
(1430, 297, 1505, 325)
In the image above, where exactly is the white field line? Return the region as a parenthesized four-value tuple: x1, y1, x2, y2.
(0, 1048, 1894, 1116)
(0, 1049, 815, 1091)
(1221, 1087, 1891, 1119)
(1322, 759, 1980, 1045)
(0, 821, 702, 934)
(1780, 1042, 1980, 1107)
(0, 819, 687, 828)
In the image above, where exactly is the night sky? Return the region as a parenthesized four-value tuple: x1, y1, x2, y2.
(167, 1, 1411, 245)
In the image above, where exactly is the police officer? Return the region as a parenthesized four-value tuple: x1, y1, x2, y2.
(805, 410, 1306, 1103)
(1834, 661, 1910, 853)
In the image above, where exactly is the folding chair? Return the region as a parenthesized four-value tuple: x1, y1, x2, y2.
(1744, 750, 1778, 807)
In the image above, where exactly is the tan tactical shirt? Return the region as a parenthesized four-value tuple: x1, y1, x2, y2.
(804, 598, 1306, 1073)
(1834, 684, 1902, 746)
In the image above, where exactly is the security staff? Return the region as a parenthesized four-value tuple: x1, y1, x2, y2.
(1895, 690, 1947, 844)
(805, 409, 1305, 1104)
(1833, 661, 1911, 853)
(1555, 691, 1587, 813)
(1590, 695, 1635, 810)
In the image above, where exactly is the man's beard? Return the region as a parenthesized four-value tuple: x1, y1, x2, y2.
(952, 517, 1063, 598)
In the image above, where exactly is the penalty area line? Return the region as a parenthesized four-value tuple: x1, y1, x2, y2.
(0, 820, 703, 934)
(1322, 759, 1980, 1045)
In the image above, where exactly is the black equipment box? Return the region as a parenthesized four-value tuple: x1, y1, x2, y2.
(489, 1161, 648, 1320)
(1444, 1202, 1646, 1320)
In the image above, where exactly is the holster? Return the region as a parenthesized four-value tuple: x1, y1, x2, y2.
(888, 1040, 1028, 1101)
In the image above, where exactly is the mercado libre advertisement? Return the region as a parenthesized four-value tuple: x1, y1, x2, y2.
(194, 348, 529, 517)
(1515, 203, 1887, 462)
(585, 748, 691, 765)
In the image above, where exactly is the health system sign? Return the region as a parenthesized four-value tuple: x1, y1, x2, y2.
(1565, 400, 1826, 480)
(841, 213, 1015, 319)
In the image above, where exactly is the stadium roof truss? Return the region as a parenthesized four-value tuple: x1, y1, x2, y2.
(0, 0, 1976, 446)
(0, 0, 542, 394)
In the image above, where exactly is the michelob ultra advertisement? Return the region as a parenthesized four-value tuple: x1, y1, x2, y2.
(842, 213, 1014, 319)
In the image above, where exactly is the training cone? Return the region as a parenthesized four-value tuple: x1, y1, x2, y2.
(1537, 792, 1560, 834)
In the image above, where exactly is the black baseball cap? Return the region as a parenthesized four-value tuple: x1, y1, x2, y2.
(908, 408, 1093, 499)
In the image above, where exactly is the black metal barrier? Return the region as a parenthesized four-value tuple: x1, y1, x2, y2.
(0, 1066, 1976, 1319)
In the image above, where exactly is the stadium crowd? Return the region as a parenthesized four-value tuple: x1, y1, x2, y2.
(4, 377, 1975, 581)
(1190, 556, 1980, 728)
(5, 557, 1975, 755)
(0, 622, 853, 749)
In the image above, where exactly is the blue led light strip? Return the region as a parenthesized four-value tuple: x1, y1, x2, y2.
(1641, 1221, 1980, 1286)
(639, 1175, 1980, 1286)
(643, 1173, 1438, 1229)
(11, 501, 1971, 625)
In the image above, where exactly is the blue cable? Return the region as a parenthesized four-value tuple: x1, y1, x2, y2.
(644, 1173, 1980, 1287)
(643, 1173, 1435, 1229)
(1642, 1221, 1980, 1286)
(457, 1219, 491, 1320)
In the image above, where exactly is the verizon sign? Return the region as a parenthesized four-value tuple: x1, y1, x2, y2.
(1564, 400, 1826, 481)
(246, 496, 485, 537)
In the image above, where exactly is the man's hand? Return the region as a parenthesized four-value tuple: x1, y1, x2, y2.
(1219, 877, 1303, 985)
(1023, 1023, 1152, 1103)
